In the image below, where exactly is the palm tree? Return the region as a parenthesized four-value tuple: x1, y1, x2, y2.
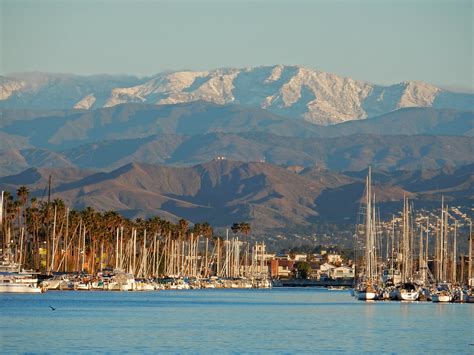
(80, 206, 97, 273)
(178, 218, 189, 238)
(16, 186, 30, 206)
(231, 222, 241, 235)
(201, 222, 213, 277)
(26, 199, 41, 269)
(202, 222, 213, 239)
(240, 222, 251, 237)
(4, 193, 16, 260)
(101, 210, 123, 269)
(11, 199, 22, 263)
(239, 222, 251, 275)
(0, 191, 11, 254)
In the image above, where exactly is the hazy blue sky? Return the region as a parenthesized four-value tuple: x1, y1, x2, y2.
(1, 0, 472, 89)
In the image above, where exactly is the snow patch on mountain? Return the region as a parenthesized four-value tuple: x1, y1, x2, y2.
(104, 71, 210, 107)
(1, 66, 472, 125)
(158, 69, 239, 105)
(0, 77, 26, 100)
(74, 94, 96, 109)
(264, 65, 284, 83)
(397, 81, 441, 108)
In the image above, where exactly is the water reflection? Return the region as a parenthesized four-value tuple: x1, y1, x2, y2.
(0, 289, 472, 353)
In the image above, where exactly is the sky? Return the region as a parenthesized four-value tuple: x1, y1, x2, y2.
(1, 0, 472, 90)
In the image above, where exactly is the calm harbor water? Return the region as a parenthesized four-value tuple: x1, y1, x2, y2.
(1, 288, 472, 353)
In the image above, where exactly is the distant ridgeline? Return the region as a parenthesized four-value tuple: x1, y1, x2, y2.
(0, 160, 472, 247)
(1, 66, 473, 124)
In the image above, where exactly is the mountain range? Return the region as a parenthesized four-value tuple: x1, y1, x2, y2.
(1, 160, 471, 244)
(1, 66, 472, 243)
(1, 102, 472, 176)
(2, 65, 473, 125)
(1, 131, 472, 177)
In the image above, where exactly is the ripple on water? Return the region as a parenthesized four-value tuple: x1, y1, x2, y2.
(0, 289, 472, 353)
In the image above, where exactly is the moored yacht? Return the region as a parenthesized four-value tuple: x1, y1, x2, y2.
(431, 283, 453, 303)
(465, 288, 474, 303)
(107, 271, 136, 291)
(396, 282, 419, 301)
(42, 274, 70, 290)
(0, 259, 44, 293)
(0, 272, 43, 293)
(355, 282, 377, 300)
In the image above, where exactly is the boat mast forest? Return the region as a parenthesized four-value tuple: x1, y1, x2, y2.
(0, 188, 267, 280)
(354, 168, 473, 301)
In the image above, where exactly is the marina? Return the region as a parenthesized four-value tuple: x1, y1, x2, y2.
(0, 171, 472, 302)
(352, 168, 473, 303)
(1, 1, 472, 353)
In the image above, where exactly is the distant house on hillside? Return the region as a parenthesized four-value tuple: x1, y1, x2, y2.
(309, 254, 324, 263)
(292, 254, 307, 262)
(319, 262, 336, 280)
(308, 262, 321, 279)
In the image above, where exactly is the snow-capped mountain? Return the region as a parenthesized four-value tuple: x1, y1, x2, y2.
(1, 66, 472, 125)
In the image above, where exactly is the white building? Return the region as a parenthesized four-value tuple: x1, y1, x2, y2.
(293, 254, 307, 262)
(331, 265, 355, 279)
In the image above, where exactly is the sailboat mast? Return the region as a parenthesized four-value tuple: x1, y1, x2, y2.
(133, 229, 137, 276)
(452, 220, 457, 283)
(439, 197, 444, 281)
(49, 205, 57, 274)
(115, 228, 119, 269)
(143, 229, 147, 278)
(372, 194, 377, 280)
(81, 225, 86, 272)
(391, 217, 395, 279)
(425, 217, 429, 284)
(444, 203, 449, 281)
(419, 224, 423, 282)
(0, 191, 4, 253)
(64, 207, 69, 272)
(469, 220, 472, 287)
(365, 167, 372, 280)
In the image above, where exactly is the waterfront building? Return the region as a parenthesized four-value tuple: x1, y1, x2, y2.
(331, 265, 355, 279)
(270, 259, 295, 279)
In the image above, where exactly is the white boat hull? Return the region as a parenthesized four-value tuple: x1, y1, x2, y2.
(136, 283, 155, 291)
(356, 291, 376, 300)
(431, 294, 452, 303)
(43, 279, 69, 290)
(0, 283, 42, 293)
(74, 283, 91, 290)
(107, 282, 135, 291)
(400, 291, 419, 301)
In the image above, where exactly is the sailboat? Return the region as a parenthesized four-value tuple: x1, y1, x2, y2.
(394, 197, 420, 301)
(430, 198, 454, 302)
(355, 167, 378, 301)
